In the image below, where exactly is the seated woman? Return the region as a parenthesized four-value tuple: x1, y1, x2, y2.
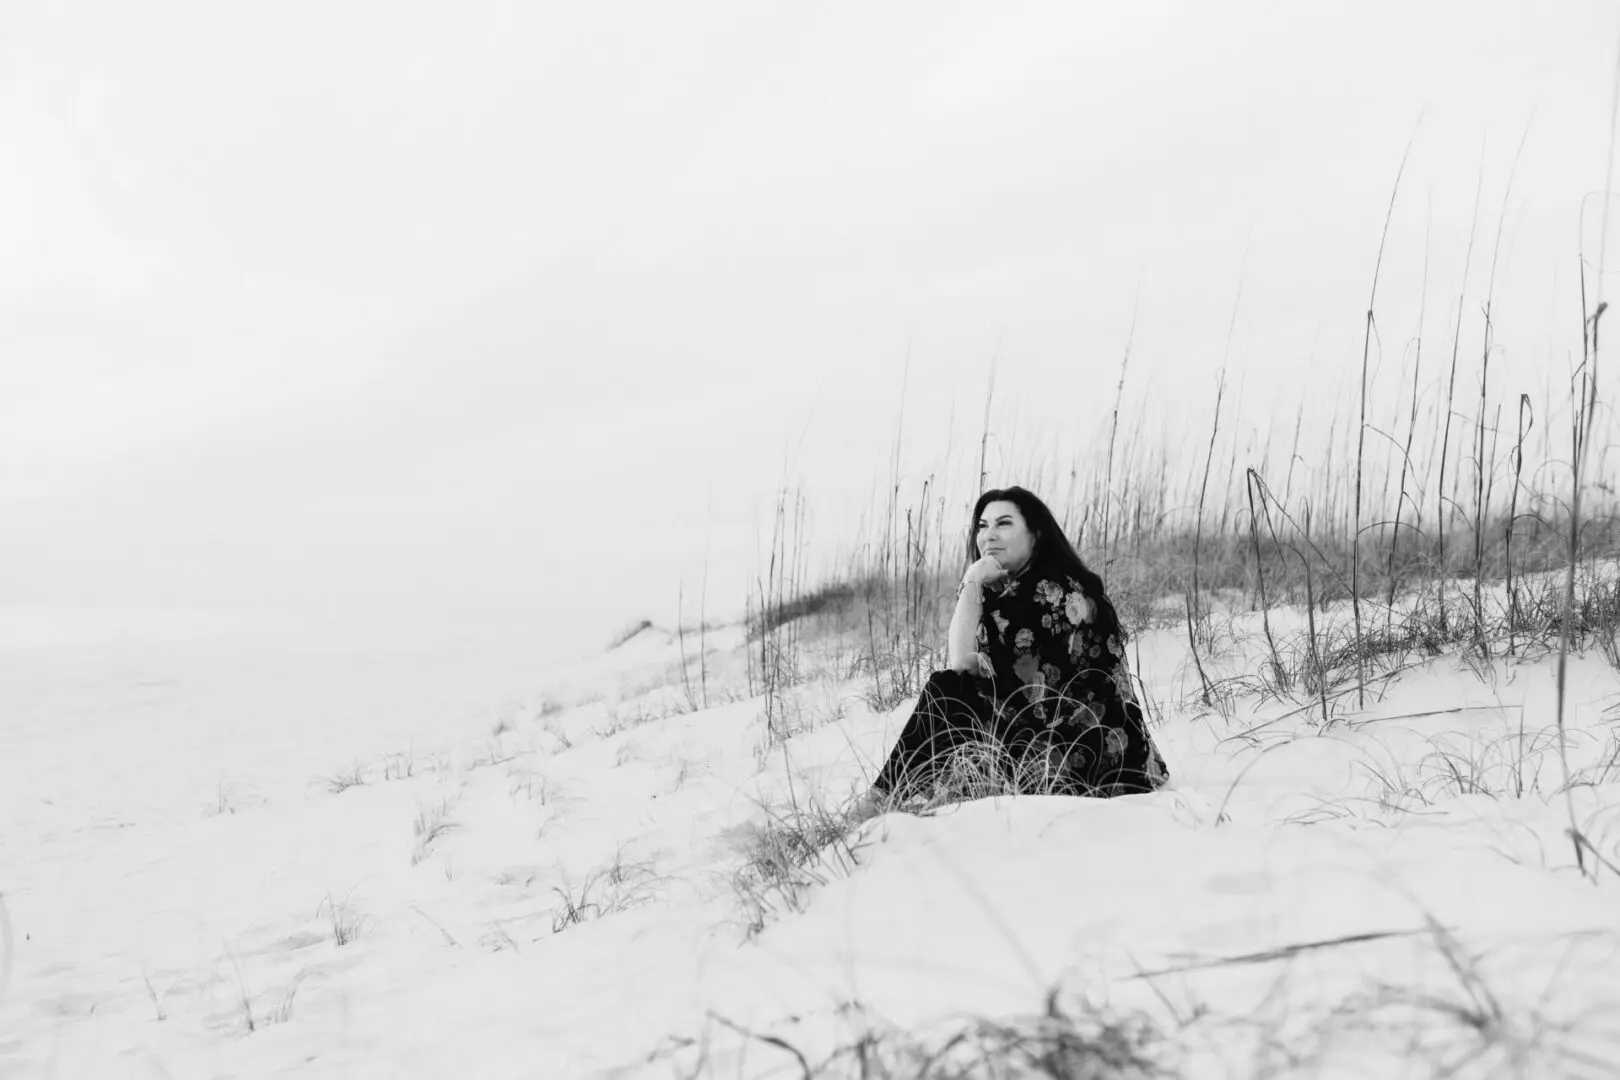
(870, 486, 1170, 803)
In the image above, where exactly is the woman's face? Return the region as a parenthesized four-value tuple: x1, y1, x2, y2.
(976, 500, 1038, 573)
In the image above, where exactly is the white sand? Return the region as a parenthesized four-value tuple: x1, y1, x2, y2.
(3, 605, 1619, 1078)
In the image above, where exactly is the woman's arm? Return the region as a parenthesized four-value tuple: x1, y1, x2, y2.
(946, 555, 1005, 672)
(946, 584, 984, 672)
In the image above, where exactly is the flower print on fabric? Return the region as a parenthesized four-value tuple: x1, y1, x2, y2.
(1107, 637, 1141, 703)
(1064, 588, 1091, 626)
(1145, 751, 1167, 785)
(1104, 727, 1128, 760)
(967, 568, 1171, 795)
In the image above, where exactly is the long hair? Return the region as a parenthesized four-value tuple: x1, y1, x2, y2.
(966, 486, 1125, 642)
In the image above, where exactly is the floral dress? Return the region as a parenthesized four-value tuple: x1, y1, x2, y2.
(873, 568, 1170, 799)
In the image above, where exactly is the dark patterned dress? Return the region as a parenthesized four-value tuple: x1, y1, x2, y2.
(873, 567, 1170, 800)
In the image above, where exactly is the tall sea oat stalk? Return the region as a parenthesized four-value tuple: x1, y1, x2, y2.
(1557, 30, 1620, 878)
(1354, 124, 1419, 708)
(1437, 146, 1487, 634)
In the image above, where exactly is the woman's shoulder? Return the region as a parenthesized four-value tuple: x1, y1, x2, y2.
(1035, 572, 1088, 599)
(1023, 559, 1082, 592)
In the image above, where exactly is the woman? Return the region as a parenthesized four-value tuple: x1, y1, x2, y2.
(870, 486, 1170, 802)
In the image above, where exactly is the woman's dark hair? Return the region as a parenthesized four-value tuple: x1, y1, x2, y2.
(967, 486, 1125, 642)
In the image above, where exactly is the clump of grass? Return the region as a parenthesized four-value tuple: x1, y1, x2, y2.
(701, 989, 1170, 1079)
(410, 797, 458, 866)
(223, 954, 303, 1034)
(595, 695, 696, 738)
(383, 748, 418, 781)
(142, 967, 177, 1021)
(223, 954, 258, 1034)
(316, 889, 368, 947)
(475, 736, 522, 769)
(264, 972, 305, 1027)
(508, 768, 557, 804)
(731, 795, 870, 935)
(550, 852, 660, 933)
(479, 921, 523, 954)
(1352, 750, 1432, 816)
(203, 778, 241, 817)
(924, 739, 1020, 803)
(862, 611, 939, 715)
(543, 718, 575, 752)
(324, 762, 366, 795)
(1569, 730, 1620, 789)
(1415, 727, 1569, 800)
(755, 679, 852, 767)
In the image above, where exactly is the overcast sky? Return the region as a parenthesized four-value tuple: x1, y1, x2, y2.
(3, 1, 1617, 645)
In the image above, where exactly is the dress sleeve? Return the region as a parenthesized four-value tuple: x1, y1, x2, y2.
(972, 618, 996, 679)
(1024, 577, 1086, 678)
(1058, 577, 1137, 700)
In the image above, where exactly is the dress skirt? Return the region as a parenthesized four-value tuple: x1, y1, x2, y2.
(872, 669, 1167, 800)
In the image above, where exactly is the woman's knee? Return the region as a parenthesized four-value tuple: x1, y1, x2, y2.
(923, 668, 977, 696)
(920, 670, 988, 717)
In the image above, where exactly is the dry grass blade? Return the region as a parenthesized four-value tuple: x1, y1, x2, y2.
(1126, 928, 1432, 981)
(1353, 120, 1421, 711)
(709, 1012, 814, 1080)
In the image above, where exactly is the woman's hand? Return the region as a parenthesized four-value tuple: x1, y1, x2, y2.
(961, 554, 1007, 591)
